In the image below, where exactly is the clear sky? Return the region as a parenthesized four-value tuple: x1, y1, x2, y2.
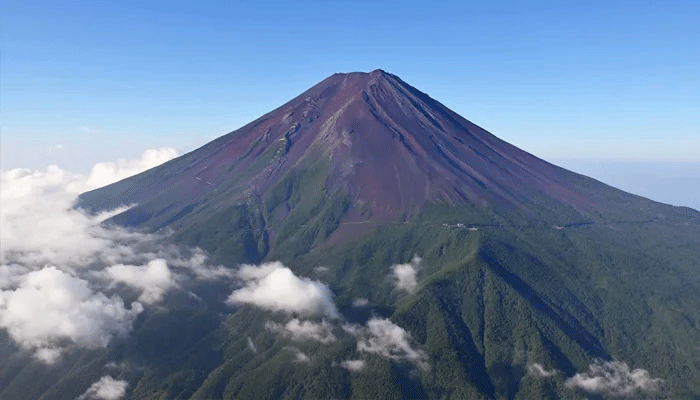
(2, 1, 699, 207)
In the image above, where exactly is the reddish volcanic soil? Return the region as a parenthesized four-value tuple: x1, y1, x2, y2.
(79, 70, 596, 230)
(194, 70, 592, 219)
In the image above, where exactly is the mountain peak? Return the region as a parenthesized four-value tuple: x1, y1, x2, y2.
(80, 71, 593, 236)
(319, 69, 397, 95)
(332, 68, 391, 78)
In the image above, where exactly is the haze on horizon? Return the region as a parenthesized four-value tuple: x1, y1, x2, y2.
(2, 1, 699, 210)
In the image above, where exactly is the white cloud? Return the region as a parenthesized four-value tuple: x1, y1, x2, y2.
(78, 376, 129, 400)
(266, 318, 337, 343)
(227, 262, 340, 319)
(84, 147, 178, 189)
(247, 336, 257, 353)
(286, 346, 310, 363)
(340, 359, 366, 372)
(392, 255, 421, 293)
(35, 347, 64, 364)
(527, 363, 557, 378)
(564, 360, 663, 397)
(352, 297, 369, 307)
(0, 267, 142, 362)
(1, 166, 117, 267)
(0, 147, 178, 268)
(105, 259, 175, 304)
(80, 126, 98, 134)
(0, 264, 30, 289)
(236, 262, 286, 281)
(172, 250, 235, 280)
(343, 317, 428, 370)
(0, 148, 234, 364)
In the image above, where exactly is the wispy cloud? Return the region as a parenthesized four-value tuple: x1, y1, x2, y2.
(343, 317, 428, 370)
(78, 376, 129, 400)
(565, 360, 663, 397)
(247, 337, 257, 353)
(266, 318, 337, 343)
(285, 346, 310, 364)
(352, 297, 369, 307)
(313, 266, 329, 274)
(80, 126, 98, 134)
(526, 363, 558, 378)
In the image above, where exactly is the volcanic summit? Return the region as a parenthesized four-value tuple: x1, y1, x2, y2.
(79, 70, 602, 236)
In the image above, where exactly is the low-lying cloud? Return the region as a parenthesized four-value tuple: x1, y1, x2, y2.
(392, 255, 421, 293)
(564, 360, 663, 397)
(286, 346, 311, 364)
(0, 267, 142, 363)
(1, 148, 179, 268)
(527, 363, 558, 378)
(0, 148, 231, 362)
(78, 375, 129, 400)
(83, 147, 178, 189)
(340, 359, 366, 372)
(344, 317, 428, 370)
(105, 259, 175, 304)
(247, 336, 257, 353)
(266, 318, 337, 343)
(352, 297, 369, 307)
(227, 262, 340, 319)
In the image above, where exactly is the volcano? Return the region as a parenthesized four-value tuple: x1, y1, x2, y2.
(78, 70, 600, 241)
(7, 71, 700, 399)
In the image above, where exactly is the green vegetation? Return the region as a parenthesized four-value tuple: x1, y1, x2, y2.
(4, 190, 700, 399)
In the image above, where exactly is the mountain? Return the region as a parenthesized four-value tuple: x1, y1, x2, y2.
(4, 70, 700, 400)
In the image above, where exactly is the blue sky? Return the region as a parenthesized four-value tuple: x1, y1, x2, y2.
(2, 1, 699, 208)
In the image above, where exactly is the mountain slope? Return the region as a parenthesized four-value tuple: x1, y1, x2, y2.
(77, 69, 696, 263)
(3, 70, 700, 400)
(77, 70, 601, 233)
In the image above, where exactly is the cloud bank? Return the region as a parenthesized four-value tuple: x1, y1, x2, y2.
(1, 147, 179, 268)
(83, 147, 179, 189)
(78, 376, 129, 400)
(0, 148, 230, 362)
(564, 360, 663, 397)
(0, 267, 142, 363)
(227, 262, 339, 319)
(392, 255, 421, 293)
